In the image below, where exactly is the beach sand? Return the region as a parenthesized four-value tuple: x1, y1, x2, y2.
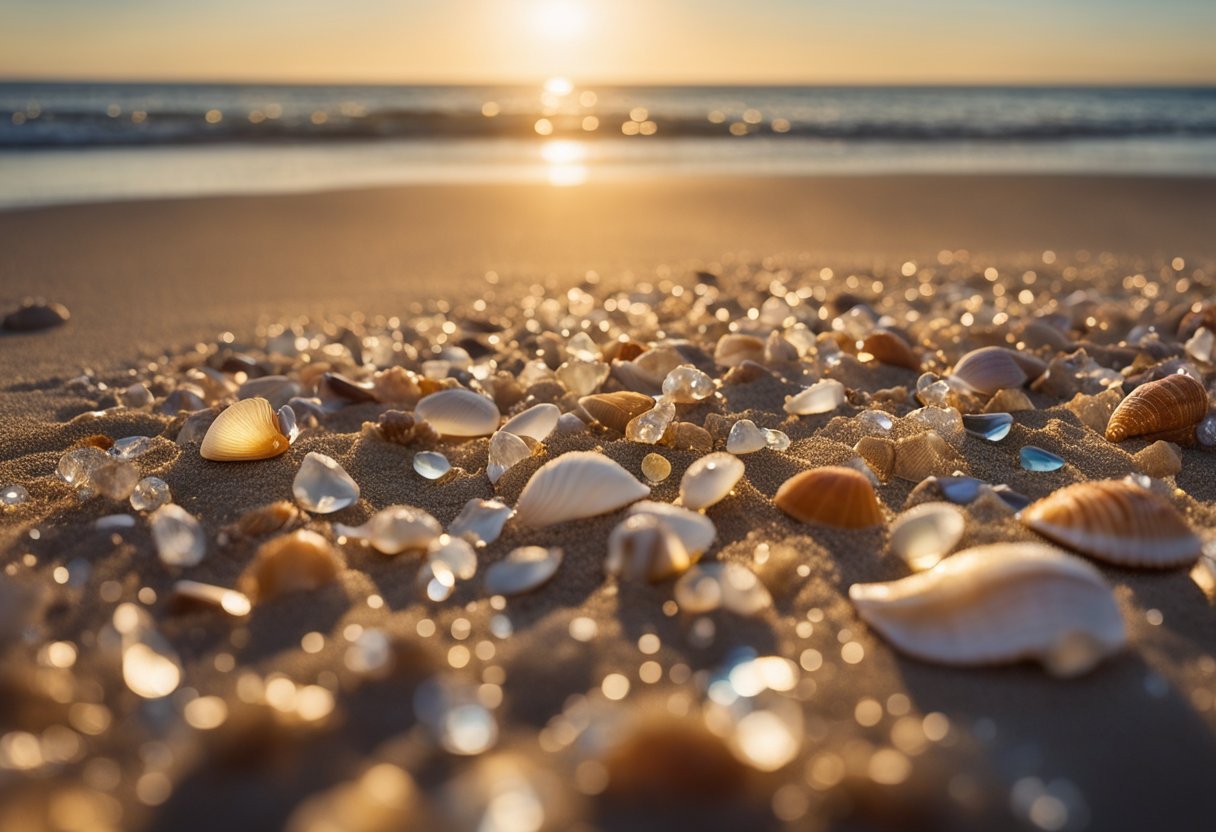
(1, 175, 1215, 832)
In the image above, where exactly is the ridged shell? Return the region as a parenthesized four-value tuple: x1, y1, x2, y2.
(893, 430, 962, 483)
(579, 392, 655, 433)
(854, 435, 896, 482)
(774, 466, 883, 528)
(606, 514, 692, 582)
(949, 347, 1032, 396)
(515, 451, 650, 527)
(889, 502, 966, 571)
(239, 530, 344, 604)
(627, 500, 717, 556)
(222, 500, 303, 542)
(862, 330, 921, 370)
(1020, 479, 1201, 568)
(661, 422, 714, 452)
(200, 397, 290, 461)
(414, 388, 500, 437)
(850, 543, 1125, 676)
(678, 452, 745, 511)
(501, 403, 560, 442)
(1104, 373, 1207, 445)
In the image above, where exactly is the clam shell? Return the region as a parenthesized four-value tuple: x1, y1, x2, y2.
(713, 333, 766, 368)
(1104, 372, 1207, 445)
(893, 430, 962, 482)
(678, 452, 745, 511)
(627, 500, 717, 556)
(949, 347, 1033, 396)
(221, 500, 303, 542)
(611, 347, 685, 394)
(606, 514, 692, 582)
(200, 397, 291, 461)
(850, 543, 1125, 676)
(854, 436, 896, 482)
(484, 546, 564, 596)
(579, 391, 655, 433)
(414, 389, 500, 437)
(889, 502, 965, 571)
(239, 530, 344, 604)
(661, 422, 714, 452)
(774, 466, 883, 528)
(501, 403, 560, 442)
(515, 451, 649, 527)
(1020, 479, 1201, 568)
(862, 330, 921, 370)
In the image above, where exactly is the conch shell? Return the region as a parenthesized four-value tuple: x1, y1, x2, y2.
(774, 466, 883, 528)
(515, 451, 649, 527)
(200, 397, 291, 461)
(850, 543, 1126, 676)
(1104, 372, 1207, 445)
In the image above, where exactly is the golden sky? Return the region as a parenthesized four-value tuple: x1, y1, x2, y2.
(2, 0, 1215, 84)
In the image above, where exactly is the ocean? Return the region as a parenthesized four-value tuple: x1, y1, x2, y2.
(3, 82, 1216, 208)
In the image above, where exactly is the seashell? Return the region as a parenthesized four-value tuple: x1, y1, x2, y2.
(611, 346, 685, 394)
(294, 452, 360, 513)
(600, 716, 749, 802)
(579, 391, 655, 433)
(949, 347, 1034, 396)
(641, 453, 672, 483)
(678, 452, 744, 511)
(169, 580, 251, 617)
(449, 498, 514, 547)
(962, 412, 1013, 442)
(661, 421, 714, 452)
(774, 466, 883, 528)
(320, 372, 376, 403)
(200, 397, 291, 461)
(713, 333, 766, 368)
(603, 339, 646, 363)
(377, 410, 418, 444)
(722, 360, 771, 385)
(239, 530, 344, 604)
(1019, 445, 1064, 472)
(984, 388, 1035, 413)
(1104, 372, 1207, 445)
(414, 388, 500, 437)
(1020, 479, 1201, 568)
(893, 430, 962, 482)
(486, 429, 533, 484)
(515, 451, 649, 527)
(673, 562, 772, 616)
(862, 330, 921, 370)
(237, 375, 301, 409)
(501, 403, 560, 442)
(371, 366, 422, 406)
(1065, 388, 1122, 434)
(889, 502, 965, 571)
(850, 543, 1125, 676)
(3, 299, 70, 331)
(784, 379, 846, 415)
(221, 500, 303, 543)
(1133, 440, 1182, 478)
(763, 330, 799, 365)
(854, 435, 896, 482)
(606, 514, 692, 582)
(484, 546, 564, 596)
(339, 505, 442, 555)
(627, 500, 717, 557)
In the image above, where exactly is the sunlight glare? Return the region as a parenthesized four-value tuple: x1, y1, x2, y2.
(544, 77, 574, 96)
(540, 139, 585, 165)
(533, 1, 588, 40)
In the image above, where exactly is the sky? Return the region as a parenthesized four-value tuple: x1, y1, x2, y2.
(1, 0, 1214, 85)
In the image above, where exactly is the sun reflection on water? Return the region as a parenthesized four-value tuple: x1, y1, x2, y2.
(541, 139, 587, 186)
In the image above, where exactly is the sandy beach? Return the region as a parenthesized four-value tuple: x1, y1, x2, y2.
(2, 174, 1216, 832)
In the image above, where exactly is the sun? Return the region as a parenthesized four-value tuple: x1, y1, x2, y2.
(532, 1, 588, 40)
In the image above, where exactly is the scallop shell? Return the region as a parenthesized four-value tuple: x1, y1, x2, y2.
(239, 530, 343, 604)
(1020, 479, 1201, 568)
(893, 430, 962, 482)
(627, 500, 717, 556)
(1104, 372, 1207, 445)
(200, 397, 291, 461)
(774, 466, 883, 528)
(678, 452, 745, 511)
(713, 333, 766, 368)
(854, 435, 896, 482)
(414, 388, 500, 437)
(579, 391, 655, 433)
(889, 502, 965, 571)
(949, 347, 1034, 396)
(515, 451, 649, 528)
(850, 543, 1125, 676)
(501, 403, 560, 442)
(606, 514, 692, 582)
(862, 330, 921, 370)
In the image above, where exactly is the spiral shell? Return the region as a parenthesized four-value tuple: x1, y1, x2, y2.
(414, 388, 500, 437)
(200, 397, 291, 461)
(949, 347, 1039, 396)
(1020, 479, 1201, 568)
(579, 392, 655, 433)
(515, 452, 649, 528)
(774, 466, 884, 528)
(1104, 372, 1207, 445)
(850, 543, 1125, 676)
(862, 330, 921, 371)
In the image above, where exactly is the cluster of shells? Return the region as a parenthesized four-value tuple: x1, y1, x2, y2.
(5, 251, 1216, 829)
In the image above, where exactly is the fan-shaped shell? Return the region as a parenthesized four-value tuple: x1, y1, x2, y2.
(862, 330, 921, 370)
(627, 500, 717, 556)
(579, 392, 656, 433)
(678, 452, 745, 511)
(949, 347, 1035, 396)
(239, 530, 344, 604)
(850, 543, 1125, 676)
(774, 466, 884, 528)
(1020, 479, 1201, 568)
(515, 451, 649, 527)
(414, 388, 500, 437)
(501, 403, 560, 442)
(200, 397, 291, 461)
(1104, 372, 1207, 445)
(854, 436, 896, 482)
(893, 430, 962, 482)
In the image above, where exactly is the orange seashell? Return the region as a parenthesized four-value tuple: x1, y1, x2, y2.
(223, 500, 303, 542)
(950, 347, 1043, 396)
(239, 530, 344, 604)
(579, 391, 655, 433)
(1020, 479, 1201, 568)
(603, 339, 647, 363)
(1104, 372, 1207, 445)
(774, 466, 884, 528)
(862, 330, 921, 370)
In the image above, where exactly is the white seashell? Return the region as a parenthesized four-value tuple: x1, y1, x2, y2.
(486, 430, 532, 484)
(606, 514, 692, 582)
(414, 388, 500, 437)
(678, 452, 744, 511)
(448, 499, 514, 547)
(337, 505, 441, 555)
(673, 562, 772, 616)
(501, 403, 560, 442)
(200, 397, 291, 461)
(627, 500, 717, 556)
(850, 543, 1125, 677)
(784, 379, 846, 415)
(889, 502, 966, 571)
(515, 451, 649, 527)
(293, 452, 360, 513)
(611, 346, 684, 394)
(484, 546, 563, 596)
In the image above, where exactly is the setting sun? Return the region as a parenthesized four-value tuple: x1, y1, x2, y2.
(532, 1, 589, 40)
